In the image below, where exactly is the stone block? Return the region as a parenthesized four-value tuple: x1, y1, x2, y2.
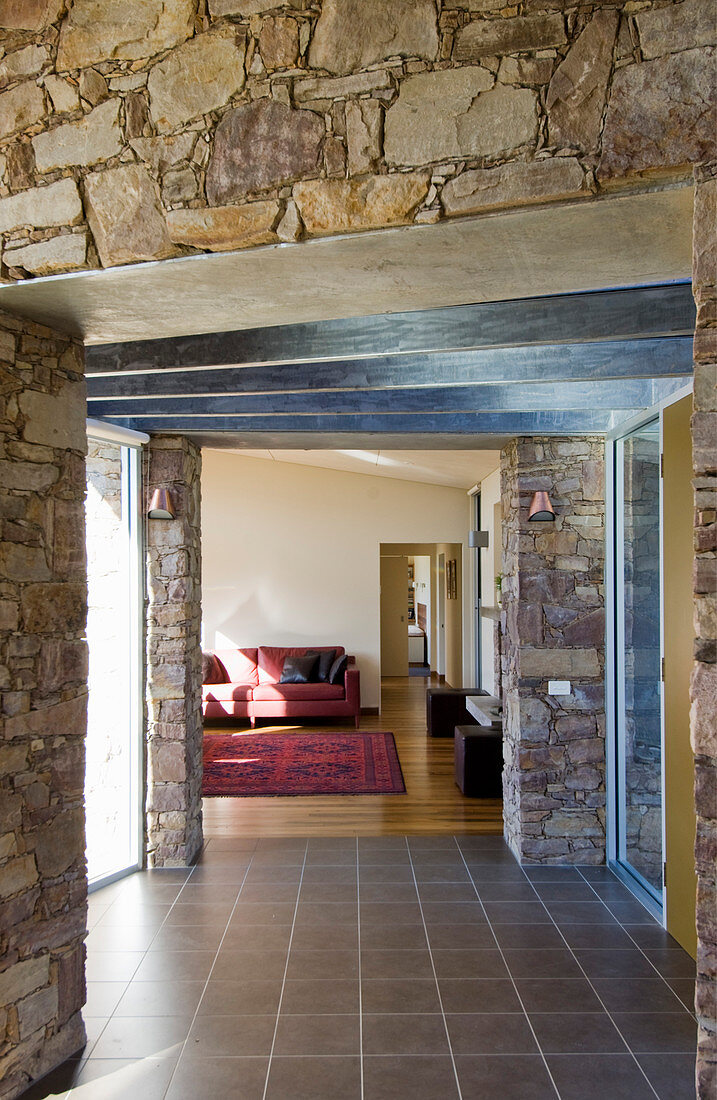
(598, 48, 717, 181)
(32, 100, 121, 173)
(131, 132, 196, 177)
(345, 100, 382, 176)
(0, 0, 63, 30)
(309, 0, 438, 75)
(0, 955, 49, 1006)
(0, 45, 49, 87)
(148, 27, 246, 133)
(546, 10, 618, 153)
(17, 984, 58, 1040)
(636, 0, 717, 61)
(442, 157, 585, 216)
(386, 70, 538, 166)
(167, 202, 280, 252)
(84, 165, 177, 268)
(0, 544, 50, 583)
(161, 167, 197, 205)
(151, 741, 187, 783)
(4, 695, 86, 741)
(0, 178, 83, 234)
(3, 233, 88, 276)
(57, 0, 195, 70)
(20, 583, 86, 634)
(691, 661, 717, 757)
(206, 99, 324, 204)
(693, 175, 717, 293)
(19, 379, 86, 450)
(0, 855, 38, 899)
(293, 174, 430, 236)
(44, 74, 80, 114)
(259, 16, 299, 71)
(454, 13, 566, 60)
(521, 647, 601, 679)
(33, 808, 85, 878)
(294, 71, 391, 105)
(0, 80, 46, 138)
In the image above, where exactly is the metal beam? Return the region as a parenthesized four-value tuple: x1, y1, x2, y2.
(86, 337, 693, 401)
(85, 283, 695, 376)
(87, 376, 690, 418)
(98, 409, 633, 434)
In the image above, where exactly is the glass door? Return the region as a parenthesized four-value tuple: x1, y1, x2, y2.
(614, 418, 663, 904)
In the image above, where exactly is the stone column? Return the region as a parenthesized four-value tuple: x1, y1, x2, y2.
(691, 165, 717, 1100)
(0, 311, 88, 1099)
(145, 435, 203, 868)
(501, 437, 606, 864)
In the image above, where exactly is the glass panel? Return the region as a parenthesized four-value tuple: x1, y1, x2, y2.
(84, 441, 139, 885)
(617, 420, 663, 897)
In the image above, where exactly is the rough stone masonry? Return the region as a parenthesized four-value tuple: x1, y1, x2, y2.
(0, 0, 713, 275)
(0, 310, 88, 1100)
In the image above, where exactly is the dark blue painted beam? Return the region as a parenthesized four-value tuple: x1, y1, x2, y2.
(87, 376, 689, 418)
(85, 283, 695, 375)
(98, 409, 633, 434)
(86, 337, 693, 400)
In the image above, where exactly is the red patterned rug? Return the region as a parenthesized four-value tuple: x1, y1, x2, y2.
(202, 731, 406, 797)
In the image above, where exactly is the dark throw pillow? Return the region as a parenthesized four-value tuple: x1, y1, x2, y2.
(328, 653, 348, 685)
(280, 654, 319, 684)
(202, 653, 226, 684)
(306, 649, 336, 682)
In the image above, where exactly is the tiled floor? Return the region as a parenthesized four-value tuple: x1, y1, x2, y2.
(27, 836, 697, 1100)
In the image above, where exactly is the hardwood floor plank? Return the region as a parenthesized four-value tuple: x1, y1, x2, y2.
(202, 676, 503, 838)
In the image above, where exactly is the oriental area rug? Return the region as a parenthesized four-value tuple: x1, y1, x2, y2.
(202, 731, 406, 797)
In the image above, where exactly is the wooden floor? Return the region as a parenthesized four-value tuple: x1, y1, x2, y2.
(202, 675, 503, 838)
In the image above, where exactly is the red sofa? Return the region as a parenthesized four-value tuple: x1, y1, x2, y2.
(202, 645, 361, 728)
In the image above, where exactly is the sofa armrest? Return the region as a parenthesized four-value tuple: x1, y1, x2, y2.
(344, 666, 360, 712)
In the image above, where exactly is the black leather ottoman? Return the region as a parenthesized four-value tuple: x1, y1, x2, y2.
(425, 687, 488, 737)
(454, 724, 503, 798)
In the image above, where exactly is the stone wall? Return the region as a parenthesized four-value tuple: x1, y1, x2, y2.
(145, 435, 203, 869)
(691, 164, 716, 1100)
(501, 437, 606, 864)
(0, 311, 87, 1099)
(0, 0, 714, 277)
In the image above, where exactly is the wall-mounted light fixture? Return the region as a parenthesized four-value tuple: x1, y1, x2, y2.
(147, 488, 175, 519)
(468, 529, 489, 548)
(528, 491, 556, 522)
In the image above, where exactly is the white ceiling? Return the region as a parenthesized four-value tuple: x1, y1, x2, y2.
(221, 447, 500, 489)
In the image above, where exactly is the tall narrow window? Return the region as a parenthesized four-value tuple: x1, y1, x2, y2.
(84, 426, 145, 888)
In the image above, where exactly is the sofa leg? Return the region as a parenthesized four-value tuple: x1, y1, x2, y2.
(355, 714, 360, 729)
(250, 716, 256, 729)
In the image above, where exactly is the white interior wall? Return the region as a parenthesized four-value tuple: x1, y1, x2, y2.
(479, 466, 502, 693)
(201, 451, 469, 709)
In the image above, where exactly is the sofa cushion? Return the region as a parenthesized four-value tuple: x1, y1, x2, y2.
(306, 648, 336, 682)
(252, 682, 345, 702)
(257, 646, 344, 684)
(214, 648, 259, 686)
(202, 683, 253, 702)
(280, 654, 319, 684)
(329, 653, 348, 685)
(202, 652, 227, 684)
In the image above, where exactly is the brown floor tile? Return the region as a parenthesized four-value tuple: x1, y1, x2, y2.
(606, 899, 656, 924)
(198, 979, 283, 1016)
(359, 884, 419, 904)
(424, 923, 496, 951)
(114, 979, 205, 1018)
(265, 1055, 361, 1100)
(446, 1013, 538, 1055)
(491, 924, 566, 951)
(83, 982, 129, 1018)
(67, 1056, 181, 1100)
(411, 865, 472, 884)
(361, 978, 441, 1015)
(574, 949, 661, 980)
(297, 883, 358, 903)
(294, 902, 358, 926)
(473, 882, 539, 903)
(360, 949, 433, 980)
(89, 1016, 188, 1060)
(545, 901, 616, 924)
(420, 901, 487, 925)
(454, 1055, 556, 1099)
(514, 977, 603, 1013)
(290, 924, 358, 951)
(221, 924, 292, 952)
(438, 978, 523, 1014)
(230, 902, 296, 926)
(360, 865, 420, 884)
(359, 902, 423, 926)
(362, 1013, 449, 1055)
(186, 1014, 275, 1057)
(529, 1011, 628, 1054)
(636, 1053, 699, 1100)
(643, 948, 696, 979)
(162, 903, 234, 927)
(531, 882, 601, 903)
(85, 953, 145, 983)
(415, 883, 477, 903)
(165, 1055, 267, 1100)
(503, 948, 583, 980)
(359, 924, 428, 951)
(592, 978, 688, 1013)
(482, 902, 552, 925)
(546, 1054, 657, 1099)
(273, 1013, 360, 1056)
(134, 950, 216, 983)
(215, 948, 289, 980)
(280, 978, 359, 1015)
(431, 949, 508, 980)
(557, 924, 636, 950)
(612, 1012, 698, 1053)
(286, 948, 359, 980)
(301, 865, 357, 884)
(363, 1055, 459, 1100)
(149, 925, 225, 952)
(85, 926, 159, 953)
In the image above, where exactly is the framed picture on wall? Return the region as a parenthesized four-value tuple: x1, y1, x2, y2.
(447, 559, 457, 600)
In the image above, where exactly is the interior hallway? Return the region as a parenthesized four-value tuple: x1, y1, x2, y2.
(203, 676, 503, 838)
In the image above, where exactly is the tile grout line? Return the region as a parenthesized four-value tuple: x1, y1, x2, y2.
(260, 840, 309, 1100)
(159, 849, 256, 1099)
(531, 868, 661, 1099)
(456, 845, 562, 1100)
(356, 837, 364, 1100)
(406, 835, 464, 1100)
(576, 869, 698, 1018)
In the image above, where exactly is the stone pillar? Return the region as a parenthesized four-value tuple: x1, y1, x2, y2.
(501, 437, 606, 865)
(145, 435, 203, 868)
(0, 312, 87, 1099)
(691, 165, 717, 1100)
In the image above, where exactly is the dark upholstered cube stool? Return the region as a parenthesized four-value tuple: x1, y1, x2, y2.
(454, 724, 503, 797)
(426, 687, 488, 737)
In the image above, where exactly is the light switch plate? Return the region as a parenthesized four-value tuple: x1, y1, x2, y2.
(548, 680, 571, 695)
